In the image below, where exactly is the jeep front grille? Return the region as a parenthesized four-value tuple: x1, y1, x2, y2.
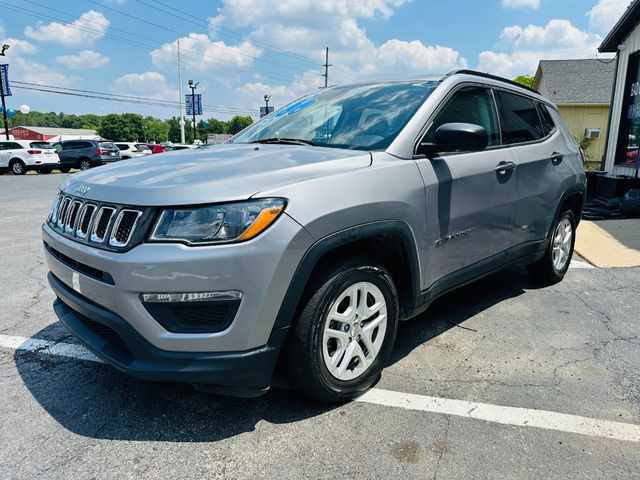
(46, 192, 151, 252)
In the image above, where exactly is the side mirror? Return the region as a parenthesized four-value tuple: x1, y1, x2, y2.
(418, 123, 489, 156)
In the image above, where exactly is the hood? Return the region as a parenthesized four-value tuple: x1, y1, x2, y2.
(61, 143, 371, 206)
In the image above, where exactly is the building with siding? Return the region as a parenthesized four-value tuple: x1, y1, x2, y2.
(533, 59, 615, 166)
(599, 0, 640, 176)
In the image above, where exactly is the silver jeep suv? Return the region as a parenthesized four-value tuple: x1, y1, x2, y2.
(43, 70, 586, 402)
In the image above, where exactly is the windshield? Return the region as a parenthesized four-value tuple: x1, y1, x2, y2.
(233, 81, 439, 151)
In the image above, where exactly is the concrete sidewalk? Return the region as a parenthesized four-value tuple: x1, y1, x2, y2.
(575, 219, 640, 268)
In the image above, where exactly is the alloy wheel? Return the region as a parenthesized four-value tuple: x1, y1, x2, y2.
(552, 217, 572, 271)
(321, 281, 388, 381)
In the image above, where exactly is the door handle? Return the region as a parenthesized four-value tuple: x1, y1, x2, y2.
(495, 161, 516, 174)
(550, 152, 564, 164)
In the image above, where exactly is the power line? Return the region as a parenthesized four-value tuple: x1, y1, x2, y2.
(3, 0, 298, 84)
(140, 0, 323, 67)
(83, 0, 316, 75)
(10, 81, 258, 116)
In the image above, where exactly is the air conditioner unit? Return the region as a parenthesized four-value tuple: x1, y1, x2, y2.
(585, 128, 601, 139)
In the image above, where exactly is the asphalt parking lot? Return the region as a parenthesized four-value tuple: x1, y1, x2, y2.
(1, 173, 639, 479)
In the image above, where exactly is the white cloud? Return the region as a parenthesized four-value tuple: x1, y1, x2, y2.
(9, 57, 76, 88)
(151, 34, 261, 77)
(587, 0, 631, 33)
(113, 71, 178, 101)
(0, 38, 38, 55)
(502, 0, 540, 9)
(478, 19, 604, 78)
(55, 50, 109, 69)
(206, 0, 465, 88)
(24, 10, 110, 47)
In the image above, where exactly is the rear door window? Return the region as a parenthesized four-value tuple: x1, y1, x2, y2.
(496, 91, 544, 144)
(63, 142, 80, 150)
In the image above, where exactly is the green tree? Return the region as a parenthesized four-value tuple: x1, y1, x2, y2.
(513, 75, 534, 88)
(98, 113, 145, 141)
(143, 116, 169, 143)
(226, 115, 253, 135)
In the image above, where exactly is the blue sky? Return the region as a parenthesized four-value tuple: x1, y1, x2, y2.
(0, 0, 631, 120)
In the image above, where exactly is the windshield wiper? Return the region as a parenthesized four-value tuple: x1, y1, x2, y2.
(250, 137, 315, 146)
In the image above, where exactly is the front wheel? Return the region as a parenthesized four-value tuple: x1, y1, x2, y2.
(527, 210, 576, 284)
(286, 258, 399, 403)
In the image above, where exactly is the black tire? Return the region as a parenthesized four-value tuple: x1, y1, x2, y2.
(59, 166, 71, 173)
(10, 159, 26, 175)
(38, 168, 52, 174)
(527, 210, 576, 285)
(285, 257, 399, 403)
(79, 158, 92, 171)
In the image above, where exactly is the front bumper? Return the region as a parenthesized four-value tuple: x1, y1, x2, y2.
(42, 213, 313, 353)
(50, 272, 287, 396)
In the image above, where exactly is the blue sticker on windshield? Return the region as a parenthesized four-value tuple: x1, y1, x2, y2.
(275, 97, 318, 117)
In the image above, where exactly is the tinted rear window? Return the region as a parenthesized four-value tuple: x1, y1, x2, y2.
(30, 142, 52, 149)
(135, 144, 150, 150)
(98, 142, 117, 150)
(497, 91, 544, 144)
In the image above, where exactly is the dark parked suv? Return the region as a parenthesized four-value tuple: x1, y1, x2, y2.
(53, 140, 121, 172)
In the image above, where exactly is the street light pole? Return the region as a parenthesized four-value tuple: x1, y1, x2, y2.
(188, 79, 198, 143)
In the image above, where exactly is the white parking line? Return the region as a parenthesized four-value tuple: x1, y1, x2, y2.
(569, 259, 595, 269)
(1, 333, 638, 443)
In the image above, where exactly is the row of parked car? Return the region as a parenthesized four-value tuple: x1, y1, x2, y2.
(0, 139, 198, 175)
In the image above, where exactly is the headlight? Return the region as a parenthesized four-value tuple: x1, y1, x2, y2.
(149, 198, 286, 245)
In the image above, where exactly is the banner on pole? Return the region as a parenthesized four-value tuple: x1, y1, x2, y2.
(0, 65, 11, 97)
(185, 94, 202, 115)
(260, 106, 274, 117)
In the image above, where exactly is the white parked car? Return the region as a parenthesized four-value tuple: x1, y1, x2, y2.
(115, 142, 152, 160)
(0, 140, 60, 175)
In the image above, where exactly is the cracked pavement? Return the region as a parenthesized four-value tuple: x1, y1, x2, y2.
(1, 173, 639, 479)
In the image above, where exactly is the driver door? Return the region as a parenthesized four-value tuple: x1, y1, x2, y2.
(414, 85, 518, 287)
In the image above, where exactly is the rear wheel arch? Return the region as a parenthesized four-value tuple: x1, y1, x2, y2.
(273, 221, 422, 333)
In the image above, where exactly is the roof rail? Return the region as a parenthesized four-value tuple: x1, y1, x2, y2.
(443, 69, 540, 95)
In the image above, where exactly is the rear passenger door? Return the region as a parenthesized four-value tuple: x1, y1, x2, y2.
(495, 90, 566, 249)
(415, 85, 518, 286)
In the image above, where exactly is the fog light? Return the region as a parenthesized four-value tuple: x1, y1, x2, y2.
(141, 291, 242, 303)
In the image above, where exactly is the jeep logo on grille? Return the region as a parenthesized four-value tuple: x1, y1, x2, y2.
(74, 184, 91, 196)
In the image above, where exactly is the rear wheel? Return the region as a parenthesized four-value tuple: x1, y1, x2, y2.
(10, 159, 26, 175)
(527, 210, 576, 285)
(79, 158, 92, 170)
(59, 166, 71, 173)
(286, 258, 399, 403)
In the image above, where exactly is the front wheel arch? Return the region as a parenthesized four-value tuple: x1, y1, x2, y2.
(272, 221, 421, 333)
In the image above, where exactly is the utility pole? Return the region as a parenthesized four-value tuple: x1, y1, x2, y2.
(188, 79, 198, 142)
(264, 94, 270, 111)
(177, 38, 185, 144)
(321, 46, 331, 88)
